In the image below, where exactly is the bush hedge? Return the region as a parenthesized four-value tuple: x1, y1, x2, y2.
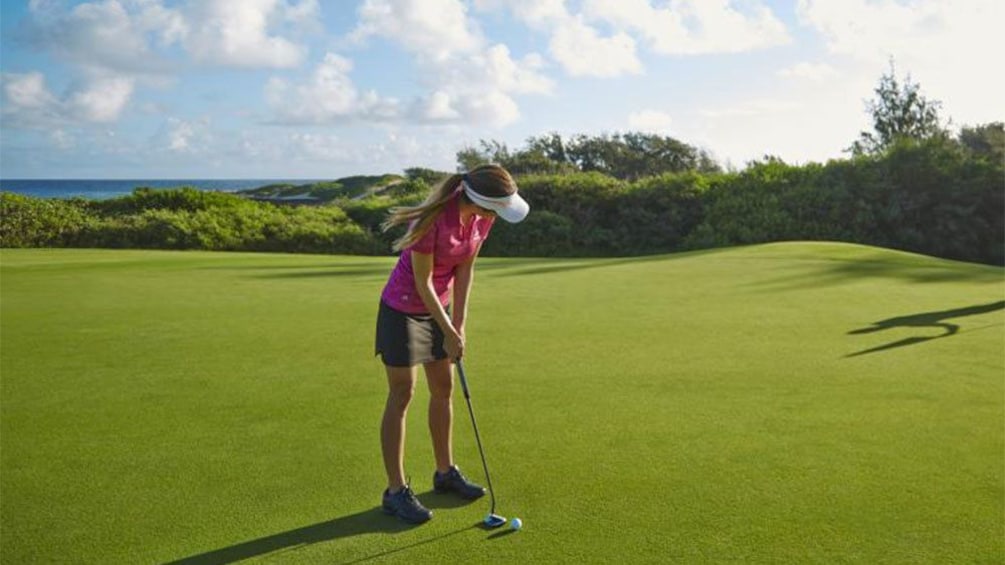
(2, 136, 1002, 265)
(1, 188, 382, 255)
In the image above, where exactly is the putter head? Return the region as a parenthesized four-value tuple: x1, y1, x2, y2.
(483, 513, 507, 529)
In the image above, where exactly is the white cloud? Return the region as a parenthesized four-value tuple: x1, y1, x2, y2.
(25, 0, 184, 75)
(1, 72, 63, 130)
(351, 0, 482, 61)
(798, 0, 938, 60)
(585, 0, 790, 55)
(11, 0, 316, 134)
(265, 53, 401, 124)
(481, 0, 643, 78)
(406, 87, 520, 127)
(2, 72, 59, 112)
(549, 17, 642, 77)
(777, 62, 840, 82)
(449, 90, 520, 126)
(628, 110, 673, 132)
(677, 83, 868, 166)
(283, 0, 321, 30)
(277, 128, 455, 173)
(410, 44, 551, 125)
(169, 122, 195, 151)
(50, 129, 76, 150)
(183, 0, 314, 68)
(680, 0, 1005, 167)
(1, 71, 134, 127)
(344, 0, 553, 127)
(25, 0, 316, 71)
(473, 0, 566, 23)
(699, 98, 799, 120)
(287, 132, 348, 161)
(797, 0, 1005, 126)
(156, 117, 211, 153)
(414, 91, 462, 121)
(68, 75, 136, 122)
(481, 45, 552, 95)
(490, 0, 787, 73)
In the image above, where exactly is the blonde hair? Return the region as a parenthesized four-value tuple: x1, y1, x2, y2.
(383, 164, 517, 251)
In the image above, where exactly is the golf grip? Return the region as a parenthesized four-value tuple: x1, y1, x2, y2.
(455, 359, 497, 514)
(457, 358, 472, 400)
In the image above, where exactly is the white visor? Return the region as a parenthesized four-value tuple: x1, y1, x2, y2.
(462, 181, 530, 223)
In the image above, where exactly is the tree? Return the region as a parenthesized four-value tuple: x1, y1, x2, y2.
(456, 140, 511, 172)
(456, 131, 720, 178)
(851, 61, 947, 155)
(403, 167, 448, 184)
(958, 122, 1004, 163)
(566, 132, 719, 180)
(456, 136, 575, 175)
(525, 132, 570, 164)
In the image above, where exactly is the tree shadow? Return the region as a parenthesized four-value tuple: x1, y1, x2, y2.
(754, 253, 1003, 292)
(845, 301, 1004, 357)
(164, 492, 479, 565)
(252, 266, 393, 279)
(196, 261, 394, 280)
(479, 248, 733, 278)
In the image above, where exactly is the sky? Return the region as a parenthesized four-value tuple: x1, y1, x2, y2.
(0, 0, 1002, 179)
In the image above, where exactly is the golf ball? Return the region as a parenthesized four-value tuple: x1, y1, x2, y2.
(510, 517, 522, 531)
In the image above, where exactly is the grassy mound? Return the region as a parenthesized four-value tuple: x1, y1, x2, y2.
(1, 242, 1001, 563)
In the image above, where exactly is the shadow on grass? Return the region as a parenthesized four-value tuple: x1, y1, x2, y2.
(252, 266, 393, 279)
(197, 261, 394, 280)
(164, 492, 480, 565)
(340, 524, 479, 565)
(755, 254, 1003, 291)
(479, 248, 734, 278)
(199, 261, 392, 272)
(846, 301, 1004, 357)
(195, 248, 736, 281)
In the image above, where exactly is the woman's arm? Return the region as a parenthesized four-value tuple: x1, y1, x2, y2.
(451, 252, 478, 339)
(411, 250, 464, 359)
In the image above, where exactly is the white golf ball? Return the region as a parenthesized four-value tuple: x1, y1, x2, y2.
(510, 517, 522, 531)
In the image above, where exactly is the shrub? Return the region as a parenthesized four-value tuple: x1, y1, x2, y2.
(0, 192, 97, 247)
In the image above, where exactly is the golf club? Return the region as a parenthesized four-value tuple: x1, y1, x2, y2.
(455, 358, 507, 529)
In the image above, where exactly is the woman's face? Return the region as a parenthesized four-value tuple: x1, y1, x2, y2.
(461, 195, 497, 218)
(473, 204, 497, 219)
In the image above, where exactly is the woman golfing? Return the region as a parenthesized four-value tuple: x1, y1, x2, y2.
(376, 164, 529, 524)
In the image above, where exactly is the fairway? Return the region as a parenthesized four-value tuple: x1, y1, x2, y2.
(1, 243, 1002, 563)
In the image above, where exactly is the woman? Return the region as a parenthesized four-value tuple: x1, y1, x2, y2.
(375, 164, 529, 524)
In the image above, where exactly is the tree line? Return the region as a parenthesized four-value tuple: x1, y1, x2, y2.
(1, 67, 1002, 265)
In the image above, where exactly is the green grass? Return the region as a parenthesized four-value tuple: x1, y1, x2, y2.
(1, 242, 1002, 564)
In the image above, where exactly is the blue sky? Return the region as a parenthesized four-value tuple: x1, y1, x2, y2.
(1, 0, 1001, 179)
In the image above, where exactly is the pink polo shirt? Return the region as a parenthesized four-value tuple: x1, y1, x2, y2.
(381, 192, 495, 314)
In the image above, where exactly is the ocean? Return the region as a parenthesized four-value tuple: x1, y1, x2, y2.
(0, 179, 326, 200)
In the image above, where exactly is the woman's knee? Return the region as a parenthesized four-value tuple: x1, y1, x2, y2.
(386, 367, 416, 413)
(425, 360, 454, 400)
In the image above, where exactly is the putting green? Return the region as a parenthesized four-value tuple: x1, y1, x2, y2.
(1, 242, 1002, 563)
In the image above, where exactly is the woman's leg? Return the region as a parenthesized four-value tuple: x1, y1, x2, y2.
(381, 364, 417, 492)
(425, 358, 486, 500)
(424, 358, 454, 474)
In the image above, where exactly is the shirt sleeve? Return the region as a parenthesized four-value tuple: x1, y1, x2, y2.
(405, 220, 437, 255)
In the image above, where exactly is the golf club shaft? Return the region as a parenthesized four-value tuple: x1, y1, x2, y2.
(456, 359, 498, 515)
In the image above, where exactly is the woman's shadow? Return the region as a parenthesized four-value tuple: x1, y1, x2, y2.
(164, 492, 477, 565)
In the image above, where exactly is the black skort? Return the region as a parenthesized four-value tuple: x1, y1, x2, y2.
(374, 300, 448, 367)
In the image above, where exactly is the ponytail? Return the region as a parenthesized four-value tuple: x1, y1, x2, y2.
(382, 173, 463, 251)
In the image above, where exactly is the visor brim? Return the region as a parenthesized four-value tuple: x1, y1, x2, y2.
(487, 193, 529, 223)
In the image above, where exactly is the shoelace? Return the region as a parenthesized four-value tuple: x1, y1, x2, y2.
(400, 478, 418, 502)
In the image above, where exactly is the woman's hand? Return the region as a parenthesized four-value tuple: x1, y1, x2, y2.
(445, 329, 465, 360)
